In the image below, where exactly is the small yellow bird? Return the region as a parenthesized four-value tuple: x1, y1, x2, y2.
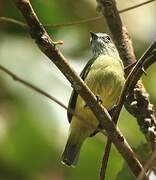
(61, 32, 125, 167)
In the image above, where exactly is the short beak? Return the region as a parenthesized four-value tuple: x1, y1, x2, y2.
(90, 32, 98, 40)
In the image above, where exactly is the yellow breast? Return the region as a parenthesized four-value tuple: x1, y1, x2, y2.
(73, 55, 125, 131)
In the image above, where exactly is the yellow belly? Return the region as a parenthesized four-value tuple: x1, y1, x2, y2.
(72, 55, 125, 133)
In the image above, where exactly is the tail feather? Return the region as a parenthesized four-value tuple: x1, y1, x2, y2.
(61, 137, 83, 167)
(61, 116, 95, 167)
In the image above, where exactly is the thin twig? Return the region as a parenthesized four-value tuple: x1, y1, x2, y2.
(0, 16, 27, 27)
(99, 139, 112, 180)
(99, 40, 156, 180)
(97, 0, 156, 179)
(45, 16, 103, 28)
(119, 0, 156, 14)
(113, 41, 156, 123)
(1, 0, 155, 29)
(137, 149, 156, 180)
(0, 64, 97, 130)
(46, 0, 156, 28)
(0, 65, 67, 110)
(124, 62, 137, 75)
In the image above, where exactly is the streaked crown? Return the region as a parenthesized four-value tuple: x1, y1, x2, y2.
(90, 32, 119, 58)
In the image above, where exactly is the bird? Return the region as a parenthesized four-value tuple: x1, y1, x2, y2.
(61, 32, 125, 167)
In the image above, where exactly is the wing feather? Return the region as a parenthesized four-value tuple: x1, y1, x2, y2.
(67, 58, 95, 122)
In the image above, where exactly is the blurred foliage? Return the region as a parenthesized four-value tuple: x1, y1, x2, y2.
(0, 0, 156, 180)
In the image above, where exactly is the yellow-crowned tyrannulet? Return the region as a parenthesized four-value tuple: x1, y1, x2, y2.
(61, 32, 125, 167)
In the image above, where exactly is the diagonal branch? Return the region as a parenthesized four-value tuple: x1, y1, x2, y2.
(113, 41, 156, 124)
(118, 0, 156, 14)
(11, 0, 147, 178)
(99, 41, 156, 180)
(0, 64, 97, 130)
(137, 149, 156, 180)
(97, 0, 156, 144)
(0, 16, 27, 27)
(96, 0, 156, 179)
(0, 65, 67, 110)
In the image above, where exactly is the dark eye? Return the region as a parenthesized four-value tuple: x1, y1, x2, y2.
(105, 35, 111, 41)
(101, 35, 111, 42)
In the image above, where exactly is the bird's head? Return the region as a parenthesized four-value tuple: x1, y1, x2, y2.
(90, 32, 119, 57)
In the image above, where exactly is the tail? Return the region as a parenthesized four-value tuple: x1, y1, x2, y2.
(61, 115, 97, 167)
(61, 133, 84, 167)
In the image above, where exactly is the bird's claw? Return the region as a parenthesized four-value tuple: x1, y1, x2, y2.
(96, 95, 103, 104)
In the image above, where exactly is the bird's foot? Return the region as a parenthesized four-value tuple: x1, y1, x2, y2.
(96, 95, 103, 104)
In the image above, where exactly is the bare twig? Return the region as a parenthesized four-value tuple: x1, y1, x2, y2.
(99, 41, 156, 180)
(1, 0, 155, 29)
(45, 16, 103, 28)
(96, 0, 136, 65)
(137, 149, 156, 180)
(11, 0, 147, 178)
(98, 0, 156, 142)
(0, 16, 27, 27)
(124, 62, 137, 75)
(0, 64, 96, 130)
(0, 65, 67, 110)
(113, 41, 156, 123)
(97, 0, 156, 179)
(46, 0, 156, 28)
(119, 0, 156, 14)
(99, 140, 112, 180)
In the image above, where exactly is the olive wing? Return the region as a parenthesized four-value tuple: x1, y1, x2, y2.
(67, 58, 95, 122)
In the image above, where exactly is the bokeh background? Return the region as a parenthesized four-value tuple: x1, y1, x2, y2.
(0, 0, 156, 180)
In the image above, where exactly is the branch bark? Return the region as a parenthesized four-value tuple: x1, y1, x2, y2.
(11, 0, 148, 178)
(0, 64, 97, 130)
(137, 149, 156, 180)
(99, 40, 156, 180)
(96, 0, 156, 179)
(0, 65, 68, 110)
(96, 0, 156, 147)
